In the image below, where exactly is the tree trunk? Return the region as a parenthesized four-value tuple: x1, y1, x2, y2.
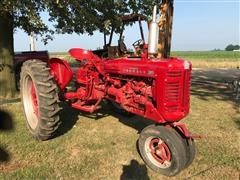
(0, 11, 16, 99)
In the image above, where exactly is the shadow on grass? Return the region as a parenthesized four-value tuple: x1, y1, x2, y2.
(191, 69, 240, 112)
(120, 159, 150, 180)
(233, 117, 240, 130)
(54, 102, 80, 138)
(0, 110, 14, 162)
(0, 110, 14, 131)
(0, 147, 10, 162)
(192, 69, 240, 134)
(117, 115, 153, 134)
(100, 101, 154, 133)
(55, 100, 154, 137)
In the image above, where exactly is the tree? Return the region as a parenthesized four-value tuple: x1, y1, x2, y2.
(0, 11, 15, 98)
(225, 44, 240, 51)
(0, 0, 153, 98)
(234, 45, 240, 51)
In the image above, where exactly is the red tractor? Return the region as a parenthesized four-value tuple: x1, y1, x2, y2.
(20, 1, 196, 176)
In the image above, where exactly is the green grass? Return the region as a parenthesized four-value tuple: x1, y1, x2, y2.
(171, 51, 240, 60)
(171, 51, 240, 68)
(0, 69, 239, 179)
(50, 51, 240, 68)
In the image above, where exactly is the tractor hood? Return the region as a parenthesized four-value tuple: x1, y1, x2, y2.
(103, 57, 191, 77)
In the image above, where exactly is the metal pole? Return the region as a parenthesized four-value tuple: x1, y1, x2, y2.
(29, 32, 36, 51)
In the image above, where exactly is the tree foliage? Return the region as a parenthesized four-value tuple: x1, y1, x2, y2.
(0, 0, 153, 43)
(225, 44, 240, 51)
(0, 0, 154, 98)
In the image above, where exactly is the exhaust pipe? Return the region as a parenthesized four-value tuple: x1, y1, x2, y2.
(148, 5, 159, 56)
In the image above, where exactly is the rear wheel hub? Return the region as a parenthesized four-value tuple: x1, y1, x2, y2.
(22, 75, 39, 130)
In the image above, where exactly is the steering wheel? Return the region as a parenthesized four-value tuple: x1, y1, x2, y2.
(132, 39, 144, 54)
(132, 39, 144, 48)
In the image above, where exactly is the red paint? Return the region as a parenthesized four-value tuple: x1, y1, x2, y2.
(149, 138, 171, 164)
(103, 57, 191, 123)
(50, 48, 192, 126)
(69, 48, 95, 61)
(69, 48, 105, 75)
(172, 122, 190, 138)
(31, 81, 39, 117)
(48, 58, 73, 90)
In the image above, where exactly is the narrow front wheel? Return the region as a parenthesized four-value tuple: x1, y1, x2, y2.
(138, 125, 187, 176)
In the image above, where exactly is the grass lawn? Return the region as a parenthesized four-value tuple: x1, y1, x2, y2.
(0, 68, 239, 179)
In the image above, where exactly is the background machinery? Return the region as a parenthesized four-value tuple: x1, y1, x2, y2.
(20, 0, 196, 176)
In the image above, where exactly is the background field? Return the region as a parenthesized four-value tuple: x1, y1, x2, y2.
(0, 52, 240, 179)
(172, 51, 240, 68)
(50, 51, 240, 68)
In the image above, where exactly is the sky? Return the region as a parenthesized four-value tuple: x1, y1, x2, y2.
(14, 0, 240, 52)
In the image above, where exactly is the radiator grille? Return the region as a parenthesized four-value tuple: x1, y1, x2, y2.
(183, 70, 191, 107)
(164, 71, 182, 112)
(167, 71, 182, 78)
(164, 70, 191, 113)
(165, 82, 180, 102)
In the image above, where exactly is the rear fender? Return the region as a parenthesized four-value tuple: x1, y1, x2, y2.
(48, 58, 73, 90)
(69, 48, 94, 61)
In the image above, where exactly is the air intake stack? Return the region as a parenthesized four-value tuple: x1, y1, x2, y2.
(148, 4, 159, 57)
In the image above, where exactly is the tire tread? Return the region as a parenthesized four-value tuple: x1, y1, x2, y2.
(20, 59, 61, 140)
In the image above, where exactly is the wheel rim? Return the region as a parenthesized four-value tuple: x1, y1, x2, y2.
(144, 137, 172, 169)
(31, 82, 39, 117)
(22, 75, 39, 130)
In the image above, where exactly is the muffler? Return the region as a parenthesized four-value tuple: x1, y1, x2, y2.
(148, 4, 159, 56)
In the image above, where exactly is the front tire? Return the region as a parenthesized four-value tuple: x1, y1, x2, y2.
(138, 125, 187, 176)
(173, 129, 196, 168)
(184, 138, 195, 168)
(20, 60, 61, 140)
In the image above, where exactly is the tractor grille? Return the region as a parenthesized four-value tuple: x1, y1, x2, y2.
(165, 81, 180, 103)
(164, 70, 190, 113)
(183, 70, 191, 108)
(164, 71, 182, 112)
(167, 71, 182, 78)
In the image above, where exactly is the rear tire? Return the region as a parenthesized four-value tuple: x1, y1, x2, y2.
(20, 60, 61, 140)
(138, 125, 187, 176)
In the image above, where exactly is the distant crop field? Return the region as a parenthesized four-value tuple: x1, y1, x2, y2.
(171, 51, 240, 68)
(50, 51, 240, 68)
(171, 51, 240, 60)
